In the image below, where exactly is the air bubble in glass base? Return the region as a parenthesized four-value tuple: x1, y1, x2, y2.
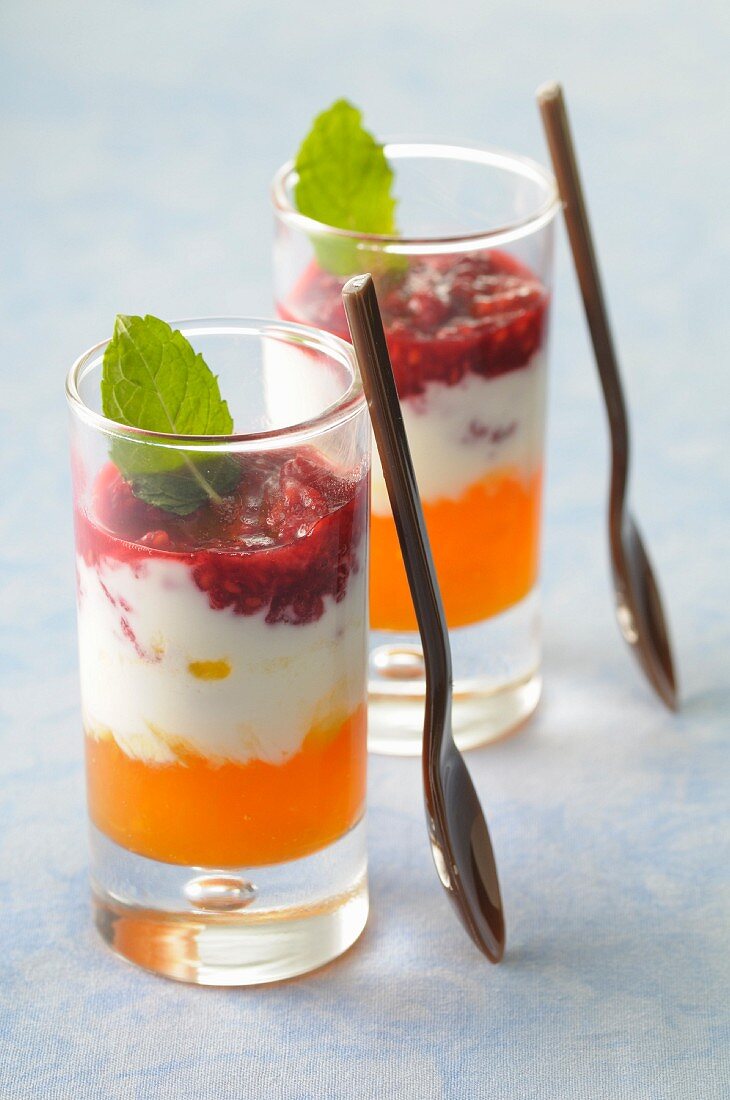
(90, 819, 368, 986)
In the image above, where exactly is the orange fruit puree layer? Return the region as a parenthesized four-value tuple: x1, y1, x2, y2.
(86, 706, 367, 867)
(370, 468, 543, 631)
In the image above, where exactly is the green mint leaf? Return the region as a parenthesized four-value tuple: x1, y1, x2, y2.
(294, 99, 400, 277)
(124, 455, 241, 516)
(102, 314, 233, 437)
(102, 314, 239, 515)
(294, 99, 396, 234)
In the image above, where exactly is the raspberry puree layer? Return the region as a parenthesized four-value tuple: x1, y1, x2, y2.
(280, 249, 549, 398)
(78, 450, 367, 626)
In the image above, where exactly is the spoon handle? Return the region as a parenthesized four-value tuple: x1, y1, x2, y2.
(537, 81, 630, 504)
(342, 274, 452, 691)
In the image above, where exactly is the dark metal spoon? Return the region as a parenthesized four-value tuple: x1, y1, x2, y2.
(538, 82, 679, 712)
(342, 274, 505, 963)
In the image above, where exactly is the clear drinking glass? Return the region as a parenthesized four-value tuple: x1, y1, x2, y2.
(66, 318, 370, 984)
(273, 143, 559, 755)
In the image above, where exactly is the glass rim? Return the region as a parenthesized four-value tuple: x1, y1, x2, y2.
(271, 140, 560, 252)
(65, 316, 365, 451)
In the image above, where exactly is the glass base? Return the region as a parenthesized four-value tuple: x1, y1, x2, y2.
(368, 590, 541, 756)
(89, 819, 368, 985)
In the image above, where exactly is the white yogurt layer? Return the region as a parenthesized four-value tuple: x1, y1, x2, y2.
(77, 554, 367, 766)
(371, 352, 547, 515)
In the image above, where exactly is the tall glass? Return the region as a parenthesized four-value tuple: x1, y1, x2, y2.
(67, 319, 370, 984)
(273, 143, 558, 754)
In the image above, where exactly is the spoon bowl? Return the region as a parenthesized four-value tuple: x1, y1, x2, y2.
(426, 705, 505, 959)
(613, 515, 677, 709)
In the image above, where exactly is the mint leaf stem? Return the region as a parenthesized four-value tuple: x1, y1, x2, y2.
(182, 450, 225, 506)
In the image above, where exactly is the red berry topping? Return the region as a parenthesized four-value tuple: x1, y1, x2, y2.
(140, 530, 172, 550)
(76, 449, 367, 626)
(262, 473, 327, 541)
(280, 249, 549, 399)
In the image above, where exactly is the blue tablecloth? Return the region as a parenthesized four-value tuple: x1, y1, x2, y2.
(1, 2, 728, 1096)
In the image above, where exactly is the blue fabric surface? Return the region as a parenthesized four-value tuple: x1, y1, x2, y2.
(1, 1, 728, 1097)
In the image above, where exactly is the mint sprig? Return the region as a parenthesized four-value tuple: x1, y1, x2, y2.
(101, 314, 239, 515)
(294, 99, 400, 276)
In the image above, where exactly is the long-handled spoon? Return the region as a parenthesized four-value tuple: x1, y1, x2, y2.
(343, 274, 505, 962)
(537, 82, 679, 711)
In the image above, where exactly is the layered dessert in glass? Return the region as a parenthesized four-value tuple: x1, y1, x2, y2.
(281, 250, 547, 633)
(67, 319, 370, 984)
(273, 142, 558, 753)
(77, 449, 368, 868)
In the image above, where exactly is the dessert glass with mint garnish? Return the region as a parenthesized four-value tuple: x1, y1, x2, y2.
(67, 315, 370, 985)
(272, 101, 559, 754)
